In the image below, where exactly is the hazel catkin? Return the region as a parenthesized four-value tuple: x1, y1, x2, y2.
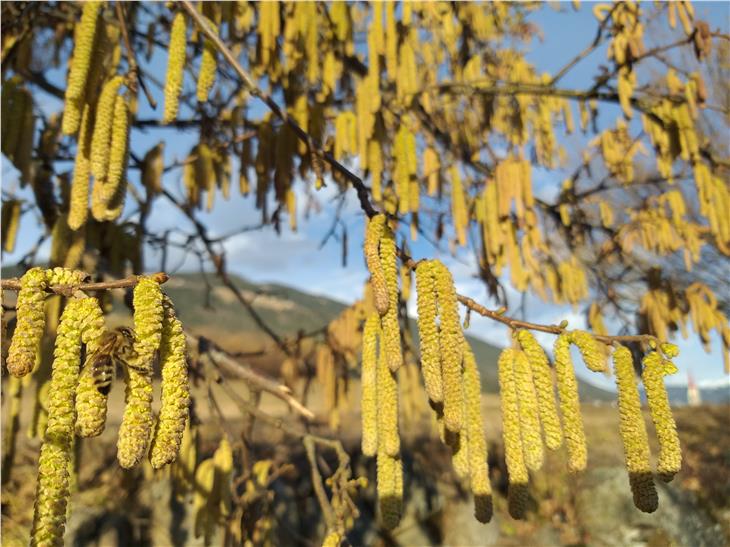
(1, 199, 21, 253)
(364, 214, 389, 315)
(517, 330, 563, 450)
(432, 260, 464, 433)
(498, 348, 529, 519)
(117, 277, 163, 468)
(513, 349, 544, 471)
(463, 338, 492, 523)
(361, 313, 379, 457)
(61, 1, 101, 135)
(377, 317, 400, 458)
(613, 344, 658, 513)
(642, 350, 681, 482)
(100, 94, 129, 217)
(163, 13, 187, 123)
(379, 225, 402, 373)
(149, 296, 190, 468)
(30, 297, 101, 547)
(196, 18, 218, 102)
(68, 102, 94, 230)
(7, 268, 48, 377)
(415, 260, 443, 403)
(90, 75, 124, 181)
(553, 334, 587, 472)
(570, 330, 608, 373)
(74, 299, 107, 438)
(377, 450, 402, 530)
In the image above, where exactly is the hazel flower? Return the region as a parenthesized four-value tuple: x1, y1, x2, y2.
(379, 225, 402, 373)
(613, 344, 658, 513)
(364, 214, 389, 315)
(149, 297, 190, 468)
(415, 260, 443, 403)
(7, 268, 48, 377)
(360, 313, 379, 457)
(553, 334, 587, 473)
(513, 349, 543, 471)
(163, 13, 187, 123)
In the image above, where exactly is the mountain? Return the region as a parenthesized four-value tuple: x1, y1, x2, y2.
(0, 266, 614, 401)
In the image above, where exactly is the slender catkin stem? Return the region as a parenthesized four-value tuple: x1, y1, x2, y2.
(642, 351, 681, 482)
(117, 277, 163, 468)
(517, 330, 563, 450)
(513, 349, 544, 471)
(432, 260, 464, 433)
(613, 345, 658, 513)
(163, 12, 187, 123)
(498, 348, 529, 520)
(364, 214, 389, 315)
(553, 334, 587, 472)
(7, 268, 48, 377)
(376, 315, 400, 457)
(31, 297, 101, 547)
(415, 260, 443, 403)
(462, 338, 492, 523)
(379, 225, 402, 373)
(361, 313, 379, 457)
(149, 296, 190, 468)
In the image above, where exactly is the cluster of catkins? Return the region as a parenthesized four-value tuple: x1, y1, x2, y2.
(495, 326, 680, 517)
(361, 214, 682, 525)
(60, 2, 132, 228)
(4, 268, 189, 546)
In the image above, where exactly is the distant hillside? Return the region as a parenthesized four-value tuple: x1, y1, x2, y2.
(0, 266, 614, 401)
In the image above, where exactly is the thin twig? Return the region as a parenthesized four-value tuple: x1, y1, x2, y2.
(196, 332, 316, 421)
(115, 2, 157, 109)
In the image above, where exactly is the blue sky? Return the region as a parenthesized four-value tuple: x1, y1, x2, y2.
(2, 2, 729, 391)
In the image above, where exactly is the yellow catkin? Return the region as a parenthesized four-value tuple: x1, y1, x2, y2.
(642, 351, 681, 482)
(513, 349, 544, 471)
(149, 296, 190, 468)
(379, 225, 402, 373)
(322, 531, 341, 547)
(448, 398, 470, 480)
(7, 268, 48, 377)
(432, 260, 464, 433)
(517, 330, 563, 450)
(463, 338, 492, 523)
(117, 277, 163, 468)
(570, 330, 608, 372)
(72, 296, 107, 438)
(415, 260, 443, 403)
(45, 267, 87, 286)
(553, 334, 587, 472)
(377, 316, 400, 457)
(163, 13, 187, 123)
(196, 18, 218, 102)
(364, 214, 389, 315)
(90, 75, 124, 180)
(2, 200, 22, 252)
(68, 102, 94, 230)
(100, 95, 129, 206)
(361, 313, 379, 457)
(613, 344, 658, 513)
(498, 348, 529, 520)
(30, 297, 101, 546)
(377, 451, 403, 530)
(61, 1, 101, 135)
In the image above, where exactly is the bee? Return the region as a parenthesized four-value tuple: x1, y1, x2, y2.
(85, 327, 138, 395)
